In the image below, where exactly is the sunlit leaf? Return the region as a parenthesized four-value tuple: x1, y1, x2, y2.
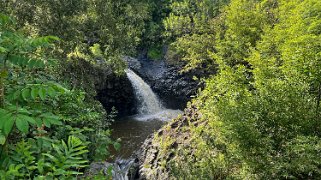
(43, 119, 51, 128)
(19, 114, 36, 124)
(16, 116, 29, 133)
(0, 134, 6, 145)
(38, 88, 46, 100)
(47, 87, 56, 97)
(31, 87, 38, 100)
(4, 115, 15, 135)
(22, 88, 31, 101)
(0, 109, 10, 128)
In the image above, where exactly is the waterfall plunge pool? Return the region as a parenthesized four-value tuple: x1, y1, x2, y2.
(111, 110, 182, 158)
(110, 69, 182, 158)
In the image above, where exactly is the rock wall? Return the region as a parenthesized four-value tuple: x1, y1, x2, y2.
(124, 56, 202, 110)
(96, 74, 136, 116)
(63, 57, 136, 116)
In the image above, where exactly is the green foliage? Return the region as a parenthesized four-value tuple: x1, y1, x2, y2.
(91, 129, 121, 161)
(0, 14, 117, 178)
(0, 13, 62, 141)
(147, 46, 163, 60)
(0, 136, 88, 179)
(138, 0, 171, 53)
(214, 0, 273, 66)
(168, 33, 217, 71)
(4, 0, 320, 178)
(165, 0, 321, 179)
(85, 0, 150, 55)
(0, 0, 151, 56)
(43, 136, 88, 173)
(164, 0, 228, 38)
(0, 0, 168, 177)
(164, 0, 276, 71)
(67, 43, 126, 78)
(0, 0, 153, 97)
(163, 0, 229, 71)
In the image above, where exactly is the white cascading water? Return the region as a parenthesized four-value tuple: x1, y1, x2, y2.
(125, 69, 182, 121)
(125, 69, 163, 115)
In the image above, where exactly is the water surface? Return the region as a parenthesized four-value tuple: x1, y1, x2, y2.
(111, 117, 164, 158)
(111, 110, 182, 158)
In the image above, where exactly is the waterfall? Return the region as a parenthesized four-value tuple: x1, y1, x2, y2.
(125, 69, 163, 115)
(102, 68, 183, 180)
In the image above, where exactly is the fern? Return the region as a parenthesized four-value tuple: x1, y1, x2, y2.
(0, 15, 89, 179)
(1, 136, 89, 179)
(43, 136, 88, 177)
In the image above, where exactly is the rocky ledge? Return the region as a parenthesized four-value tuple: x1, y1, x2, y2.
(135, 105, 202, 179)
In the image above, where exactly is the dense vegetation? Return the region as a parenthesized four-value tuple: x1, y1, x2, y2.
(0, 0, 157, 178)
(163, 0, 321, 179)
(1, 0, 321, 179)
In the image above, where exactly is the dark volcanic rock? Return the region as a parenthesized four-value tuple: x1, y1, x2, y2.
(123, 56, 202, 110)
(96, 74, 136, 116)
(63, 57, 136, 116)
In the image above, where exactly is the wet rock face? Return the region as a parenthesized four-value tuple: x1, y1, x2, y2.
(96, 74, 136, 116)
(64, 57, 137, 116)
(123, 56, 201, 110)
(96, 55, 203, 116)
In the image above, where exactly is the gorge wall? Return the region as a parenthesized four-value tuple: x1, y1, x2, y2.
(95, 55, 203, 117)
(123, 56, 201, 110)
(64, 58, 136, 116)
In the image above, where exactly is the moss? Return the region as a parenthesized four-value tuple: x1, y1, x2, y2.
(147, 46, 163, 60)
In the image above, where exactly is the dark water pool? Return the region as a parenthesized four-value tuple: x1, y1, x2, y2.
(110, 117, 164, 158)
(110, 110, 182, 158)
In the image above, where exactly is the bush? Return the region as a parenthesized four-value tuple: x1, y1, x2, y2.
(0, 14, 116, 178)
(166, 0, 321, 179)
